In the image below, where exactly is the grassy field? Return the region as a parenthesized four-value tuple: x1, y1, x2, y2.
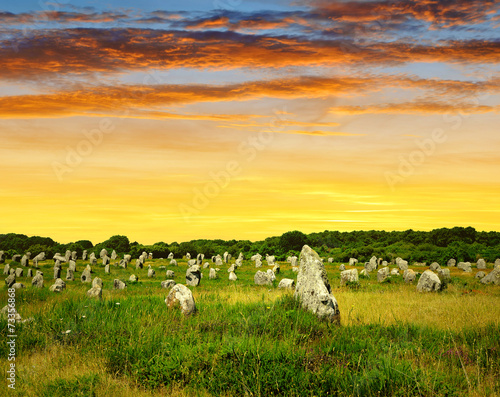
(1, 257, 500, 396)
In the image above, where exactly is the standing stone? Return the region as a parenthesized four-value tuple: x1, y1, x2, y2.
(365, 256, 378, 272)
(149, 253, 153, 260)
(403, 269, 416, 283)
(49, 278, 66, 292)
(458, 262, 472, 272)
(32, 252, 45, 267)
(278, 279, 295, 289)
(166, 270, 175, 278)
(290, 256, 298, 267)
(119, 259, 127, 269)
(390, 268, 399, 276)
(113, 279, 127, 289)
(294, 245, 340, 323)
(266, 255, 275, 266)
(251, 253, 262, 262)
(53, 267, 61, 279)
(53, 253, 66, 263)
(480, 267, 500, 285)
(81, 267, 92, 283)
(165, 284, 196, 315)
(71, 251, 77, 261)
(90, 257, 97, 266)
(223, 252, 229, 263)
(104, 264, 110, 274)
(477, 259, 486, 269)
(188, 259, 196, 267)
(209, 268, 218, 279)
(0, 251, 4, 263)
(123, 254, 132, 264)
(27, 268, 33, 278)
(92, 277, 103, 289)
(64, 250, 71, 262)
(211, 256, 216, 263)
(66, 268, 74, 281)
(340, 269, 359, 286)
(396, 258, 408, 271)
(495, 259, 500, 269)
(328, 258, 333, 263)
(196, 253, 205, 265)
(377, 258, 383, 267)
(89, 252, 96, 262)
(168, 252, 174, 260)
(12, 283, 25, 289)
(267, 269, 276, 281)
(148, 267, 156, 278)
(3, 264, 10, 275)
(129, 274, 138, 282)
(229, 271, 237, 281)
(377, 267, 390, 283)
(203, 262, 210, 269)
(228, 263, 236, 273)
(21, 255, 29, 267)
(255, 258, 262, 268)
(87, 286, 102, 299)
(475, 271, 486, 279)
(103, 255, 110, 266)
(14, 268, 23, 278)
(161, 280, 176, 289)
(216, 257, 223, 266)
(272, 264, 280, 274)
(82, 250, 87, 261)
(111, 250, 117, 260)
(429, 262, 440, 271)
(69, 260, 76, 272)
(186, 265, 201, 286)
(32, 271, 44, 288)
(5, 273, 16, 288)
(349, 258, 358, 266)
(416, 270, 441, 292)
(447, 259, 456, 267)
(136, 259, 143, 269)
(254, 270, 273, 286)
(437, 268, 451, 285)
(12, 254, 21, 262)
(170, 259, 178, 266)
(99, 249, 108, 258)
(339, 264, 346, 271)
(186, 253, 191, 260)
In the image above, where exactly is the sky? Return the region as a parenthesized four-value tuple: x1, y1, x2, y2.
(0, 0, 499, 245)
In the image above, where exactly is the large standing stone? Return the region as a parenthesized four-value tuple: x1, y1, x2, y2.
(266, 255, 276, 266)
(403, 269, 416, 283)
(165, 284, 196, 315)
(215, 257, 223, 266)
(254, 270, 273, 286)
(119, 259, 127, 269)
(32, 252, 45, 267)
(223, 252, 229, 263)
(53, 267, 61, 279)
(87, 286, 102, 299)
(3, 264, 10, 275)
(113, 279, 127, 289)
(187, 259, 197, 267)
(228, 263, 236, 273)
(27, 268, 33, 277)
(196, 253, 204, 265)
(99, 249, 108, 258)
(135, 259, 143, 269)
(185, 252, 191, 260)
(103, 255, 110, 266)
(12, 254, 21, 262)
(105, 264, 110, 273)
(63, 250, 70, 262)
(81, 267, 92, 283)
(447, 258, 456, 267)
(348, 258, 358, 266)
(68, 260, 76, 272)
(15, 268, 23, 278)
(429, 262, 440, 271)
(255, 258, 262, 268)
(0, 251, 4, 263)
(229, 271, 238, 281)
(5, 273, 16, 288)
(437, 268, 451, 285)
(89, 252, 96, 262)
(477, 259, 486, 269)
(32, 271, 44, 288)
(209, 268, 218, 279)
(53, 253, 66, 263)
(49, 278, 66, 292)
(390, 268, 400, 276)
(71, 251, 77, 261)
(340, 269, 359, 286)
(66, 268, 74, 281)
(458, 262, 472, 272)
(168, 252, 174, 260)
(416, 270, 441, 292)
(480, 267, 500, 285)
(294, 245, 340, 323)
(161, 280, 176, 289)
(111, 250, 117, 260)
(290, 256, 298, 267)
(278, 279, 295, 289)
(272, 264, 280, 274)
(21, 254, 29, 267)
(396, 257, 408, 271)
(186, 265, 201, 286)
(377, 267, 390, 283)
(365, 256, 378, 272)
(124, 254, 132, 264)
(82, 250, 87, 261)
(251, 253, 262, 262)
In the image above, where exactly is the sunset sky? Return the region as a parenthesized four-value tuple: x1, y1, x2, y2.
(1, 0, 499, 245)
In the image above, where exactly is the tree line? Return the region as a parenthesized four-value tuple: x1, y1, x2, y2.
(1, 227, 500, 264)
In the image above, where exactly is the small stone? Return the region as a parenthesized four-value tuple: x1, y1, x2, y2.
(92, 277, 103, 289)
(209, 268, 218, 279)
(15, 268, 23, 278)
(349, 258, 358, 266)
(87, 286, 102, 299)
(66, 268, 74, 281)
(5, 273, 16, 288)
(475, 271, 486, 279)
(339, 264, 346, 271)
(113, 279, 127, 289)
(166, 270, 175, 278)
(340, 269, 359, 286)
(161, 280, 176, 289)
(272, 264, 280, 274)
(32, 272, 44, 288)
(458, 262, 472, 272)
(229, 271, 237, 281)
(377, 267, 390, 283)
(148, 267, 156, 278)
(403, 269, 416, 283)
(12, 283, 25, 289)
(477, 259, 486, 269)
(49, 278, 66, 292)
(105, 264, 110, 273)
(129, 274, 138, 282)
(170, 259, 177, 266)
(447, 258, 456, 267)
(278, 278, 295, 289)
